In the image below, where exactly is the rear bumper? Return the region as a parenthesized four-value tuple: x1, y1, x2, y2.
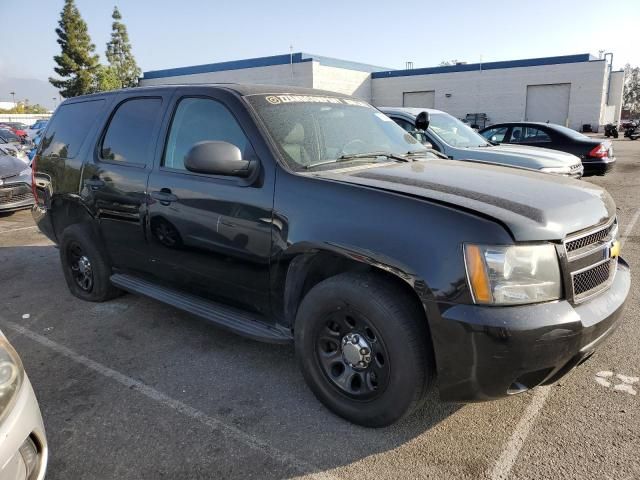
(432, 258, 630, 402)
(583, 157, 615, 176)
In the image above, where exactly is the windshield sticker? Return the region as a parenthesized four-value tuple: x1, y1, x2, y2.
(259, 94, 371, 108)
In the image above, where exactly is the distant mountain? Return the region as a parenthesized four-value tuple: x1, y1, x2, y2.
(0, 77, 61, 110)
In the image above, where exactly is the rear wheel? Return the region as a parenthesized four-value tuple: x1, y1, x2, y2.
(60, 224, 122, 302)
(295, 272, 434, 427)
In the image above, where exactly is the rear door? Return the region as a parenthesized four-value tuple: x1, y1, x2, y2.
(82, 93, 170, 274)
(145, 89, 275, 314)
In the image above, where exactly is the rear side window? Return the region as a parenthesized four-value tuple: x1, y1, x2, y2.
(40, 99, 105, 158)
(101, 97, 162, 165)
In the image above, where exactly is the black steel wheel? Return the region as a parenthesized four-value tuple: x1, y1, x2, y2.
(315, 307, 390, 400)
(60, 224, 123, 302)
(295, 271, 434, 427)
(67, 241, 94, 292)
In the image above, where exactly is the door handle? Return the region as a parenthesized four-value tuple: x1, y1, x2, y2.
(150, 189, 178, 205)
(85, 178, 105, 189)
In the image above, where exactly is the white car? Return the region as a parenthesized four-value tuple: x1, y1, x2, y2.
(0, 331, 47, 480)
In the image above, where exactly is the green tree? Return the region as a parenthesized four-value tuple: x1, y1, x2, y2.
(105, 6, 141, 88)
(95, 65, 121, 92)
(624, 64, 640, 115)
(49, 0, 100, 98)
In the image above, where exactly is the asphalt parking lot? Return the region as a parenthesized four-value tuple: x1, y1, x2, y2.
(1, 139, 639, 480)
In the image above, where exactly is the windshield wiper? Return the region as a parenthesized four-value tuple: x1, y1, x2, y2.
(304, 151, 410, 170)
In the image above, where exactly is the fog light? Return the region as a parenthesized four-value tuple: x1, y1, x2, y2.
(18, 436, 40, 480)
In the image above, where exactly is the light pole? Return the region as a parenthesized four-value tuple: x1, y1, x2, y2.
(9, 91, 15, 108)
(52, 97, 57, 110)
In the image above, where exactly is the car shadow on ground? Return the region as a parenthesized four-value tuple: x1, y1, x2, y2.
(1, 244, 464, 479)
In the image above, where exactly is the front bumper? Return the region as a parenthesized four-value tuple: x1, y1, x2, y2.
(433, 258, 630, 402)
(0, 182, 34, 212)
(0, 375, 47, 480)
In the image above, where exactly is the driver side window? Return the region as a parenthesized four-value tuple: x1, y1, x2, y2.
(163, 97, 255, 170)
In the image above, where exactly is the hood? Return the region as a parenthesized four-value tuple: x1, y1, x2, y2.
(0, 154, 28, 179)
(454, 144, 580, 169)
(315, 159, 614, 241)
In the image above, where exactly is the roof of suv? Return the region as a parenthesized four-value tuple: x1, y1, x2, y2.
(59, 83, 354, 104)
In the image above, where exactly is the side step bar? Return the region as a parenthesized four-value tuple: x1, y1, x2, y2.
(110, 273, 293, 344)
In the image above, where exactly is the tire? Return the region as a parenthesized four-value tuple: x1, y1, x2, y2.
(295, 272, 434, 427)
(59, 224, 122, 302)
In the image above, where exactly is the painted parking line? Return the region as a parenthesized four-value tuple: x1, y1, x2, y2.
(487, 207, 640, 480)
(2, 320, 343, 480)
(0, 225, 38, 234)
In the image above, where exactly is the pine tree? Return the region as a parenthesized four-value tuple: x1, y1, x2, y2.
(49, 0, 100, 98)
(106, 6, 141, 88)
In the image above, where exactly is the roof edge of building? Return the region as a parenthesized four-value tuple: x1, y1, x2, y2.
(371, 53, 600, 79)
(143, 52, 391, 80)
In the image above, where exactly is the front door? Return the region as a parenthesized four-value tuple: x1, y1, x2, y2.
(145, 94, 274, 314)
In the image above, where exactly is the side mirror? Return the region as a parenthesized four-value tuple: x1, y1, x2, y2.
(415, 111, 430, 131)
(184, 141, 254, 177)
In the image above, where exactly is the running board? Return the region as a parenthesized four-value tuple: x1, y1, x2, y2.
(110, 273, 293, 344)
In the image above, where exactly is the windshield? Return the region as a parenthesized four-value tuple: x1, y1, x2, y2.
(429, 112, 490, 148)
(245, 94, 426, 171)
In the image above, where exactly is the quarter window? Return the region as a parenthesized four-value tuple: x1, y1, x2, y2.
(41, 99, 105, 158)
(101, 97, 162, 165)
(163, 97, 254, 170)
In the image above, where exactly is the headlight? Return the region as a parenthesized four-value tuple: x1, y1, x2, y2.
(0, 336, 24, 422)
(540, 166, 571, 174)
(464, 243, 562, 305)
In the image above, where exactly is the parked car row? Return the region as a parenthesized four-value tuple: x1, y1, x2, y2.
(379, 108, 586, 177)
(30, 85, 629, 429)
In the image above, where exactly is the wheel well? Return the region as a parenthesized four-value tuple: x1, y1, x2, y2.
(51, 199, 93, 239)
(284, 251, 429, 334)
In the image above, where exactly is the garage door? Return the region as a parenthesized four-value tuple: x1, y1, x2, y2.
(403, 91, 435, 109)
(525, 84, 571, 126)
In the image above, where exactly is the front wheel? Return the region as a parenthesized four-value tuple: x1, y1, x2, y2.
(295, 272, 434, 427)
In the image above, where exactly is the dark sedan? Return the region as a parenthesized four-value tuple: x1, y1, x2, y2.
(479, 122, 615, 176)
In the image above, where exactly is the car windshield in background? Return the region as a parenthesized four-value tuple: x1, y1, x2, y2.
(429, 112, 490, 148)
(245, 94, 426, 171)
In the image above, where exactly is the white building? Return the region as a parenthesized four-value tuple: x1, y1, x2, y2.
(140, 52, 625, 132)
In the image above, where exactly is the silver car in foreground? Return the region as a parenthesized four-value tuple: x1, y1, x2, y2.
(0, 331, 47, 480)
(379, 107, 584, 178)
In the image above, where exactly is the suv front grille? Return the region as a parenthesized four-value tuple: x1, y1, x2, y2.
(566, 223, 613, 252)
(564, 218, 618, 303)
(573, 259, 615, 296)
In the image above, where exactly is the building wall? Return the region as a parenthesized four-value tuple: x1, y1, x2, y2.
(608, 70, 625, 124)
(371, 60, 608, 130)
(139, 62, 314, 88)
(311, 62, 372, 100)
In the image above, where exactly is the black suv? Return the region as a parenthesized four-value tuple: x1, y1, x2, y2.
(32, 85, 630, 427)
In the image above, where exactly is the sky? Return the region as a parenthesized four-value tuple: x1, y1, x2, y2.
(0, 0, 639, 104)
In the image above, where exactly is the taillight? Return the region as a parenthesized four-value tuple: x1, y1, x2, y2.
(588, 143, 608, 158)
(31, 154, 40, 203)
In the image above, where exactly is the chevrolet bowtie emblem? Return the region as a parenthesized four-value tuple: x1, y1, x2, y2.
(610, 240, 620, 258)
